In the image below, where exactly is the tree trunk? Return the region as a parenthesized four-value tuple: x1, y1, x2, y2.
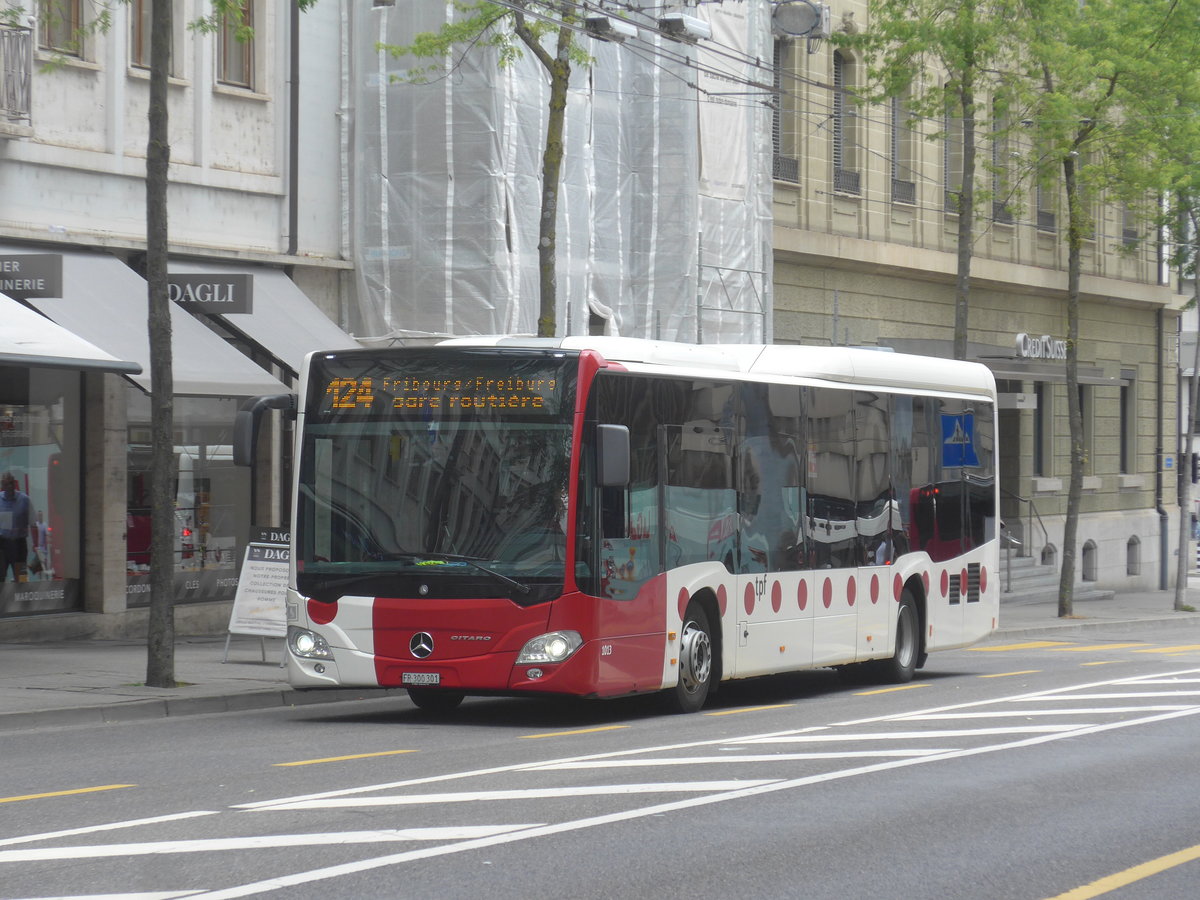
(535, 29, 570, 338)
(1175, 213, 1200, 611)
(1057, 151, 1083, 618)
(952, 36, 977, 361)
(145, 0, 176, 688)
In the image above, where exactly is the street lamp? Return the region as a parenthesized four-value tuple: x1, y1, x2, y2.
(658, 11, 712, 43)
(585, 14, 639, 43)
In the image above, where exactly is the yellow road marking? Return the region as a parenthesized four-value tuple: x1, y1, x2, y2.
(0, 785, 134, 804)
(521, 725, 629, 739)
(274, 750, 416, 767)
(971, 642, 1071, 652)
(1045, 841, 1200, 899)
(855, 684, 929, 695)
(1080, 660, 1122, 667)
(979, 670, 1040, 678)
(1049, 643, 1143, 652)
(1133, 645, 1200, 654)
(705, 704, 795, 717)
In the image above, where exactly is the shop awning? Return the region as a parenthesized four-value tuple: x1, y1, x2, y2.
(168, 261, 359, 377)
(1, 294, 142, 374)
(13, 250, 288, 397)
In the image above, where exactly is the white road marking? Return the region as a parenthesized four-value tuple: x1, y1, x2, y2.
(189, 704, 1200, 899)
(897, 707, 1192, 719)
(0, 826, 541, 863)
(1007, 691, 1200, 700)
(257, 781, 780, 810)
(740, 725, 1086, 742)
(0, 811, 219, 847)
(529, 750, 955, 769)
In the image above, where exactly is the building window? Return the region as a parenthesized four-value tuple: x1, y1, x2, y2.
(1120, 378, 1135, 474)
(1037, 183, 1056, 232)
(991, 99, 1013, 223)
(1078, 384, 1093, 475)
(0, 365, 83, 614)
(832, 51, 860, 194)
(1126, 536, 1140, 576)
(130, 0, 151, 68)
(1034, 381, 1050, 477)
(130, 0, 181, 74)
(125, 392, 250, 605)
(39, 0, 82, 56)
(1082, 540, 1098, 581)
(891, 94, 915, 204)
(217, 1, 253, 89)
(1122, 204, 1139, 248)
(772, 39, 799, 183)
(943, 86, 963, 213)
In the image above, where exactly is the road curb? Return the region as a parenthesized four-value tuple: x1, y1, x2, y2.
(1, 686, 408, 730)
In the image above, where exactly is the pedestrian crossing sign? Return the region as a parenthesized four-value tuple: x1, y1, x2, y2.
(941, 413, 979, 468)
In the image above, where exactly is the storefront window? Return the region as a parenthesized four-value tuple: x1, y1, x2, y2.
(125, 391, 249, 606)
(0, 366, 82, 616)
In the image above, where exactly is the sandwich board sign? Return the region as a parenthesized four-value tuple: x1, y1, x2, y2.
(223, 528, 289, 662)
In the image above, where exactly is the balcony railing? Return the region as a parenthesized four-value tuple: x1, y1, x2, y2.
(1, 24, 32, 130)
(891, 178, 915, 204)
(834, 168, 860, 195)
(773, 154, 799, 184)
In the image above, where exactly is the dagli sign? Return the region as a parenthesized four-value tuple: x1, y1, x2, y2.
(1015, 333, 1067, 360)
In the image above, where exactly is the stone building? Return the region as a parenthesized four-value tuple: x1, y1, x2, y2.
(769, 0, 1182, 593)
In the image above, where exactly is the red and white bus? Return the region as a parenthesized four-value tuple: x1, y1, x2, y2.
(236, 337, 998, 713)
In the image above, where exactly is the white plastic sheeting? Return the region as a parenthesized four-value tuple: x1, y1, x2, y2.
(350, 1, 772, 345)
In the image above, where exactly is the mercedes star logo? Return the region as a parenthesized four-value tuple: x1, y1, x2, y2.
(410, 632, 434, 659)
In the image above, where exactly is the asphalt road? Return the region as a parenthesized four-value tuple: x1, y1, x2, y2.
(6, 622, 1200, 900)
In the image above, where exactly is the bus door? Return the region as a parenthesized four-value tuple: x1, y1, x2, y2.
(806, 387, 859, 667)
(731, 384, 810, 678)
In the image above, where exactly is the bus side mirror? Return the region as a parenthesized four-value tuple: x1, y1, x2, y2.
(234, 393, 296, 467)
(596, 424, 630, 487)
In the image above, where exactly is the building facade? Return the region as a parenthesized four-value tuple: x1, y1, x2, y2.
(0, 0, 1185, 642)
(0, 1, 357, 639)
(770, 0, 1182, 593)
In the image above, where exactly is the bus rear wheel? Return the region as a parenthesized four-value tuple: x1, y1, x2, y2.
(670, 603, 713, 714)
(407, 687, 465, 712)
(877, 588, 919, 683)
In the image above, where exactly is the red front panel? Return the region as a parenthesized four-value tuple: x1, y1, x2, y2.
(364, 575, 670, 698)
(370, 597, 550, 689)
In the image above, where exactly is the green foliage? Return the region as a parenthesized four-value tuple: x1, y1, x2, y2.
(379, 1, 591, 85)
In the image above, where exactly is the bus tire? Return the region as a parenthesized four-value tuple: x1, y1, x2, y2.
(878, 588, 919, 683)
(407, 687, 465, 712)
(670, 603, 714, 713)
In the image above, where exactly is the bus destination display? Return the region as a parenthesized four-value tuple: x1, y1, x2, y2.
(321, 374, 561, 413)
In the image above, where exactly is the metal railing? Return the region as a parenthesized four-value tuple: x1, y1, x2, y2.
(1000, 486, 1050, 593)
(1, 24, 32, 125)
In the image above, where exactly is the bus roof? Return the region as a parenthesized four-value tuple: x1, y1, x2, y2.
(434, 335, 997, 398)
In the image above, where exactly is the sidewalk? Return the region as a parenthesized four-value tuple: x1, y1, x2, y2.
(4, 587, 1200, 729)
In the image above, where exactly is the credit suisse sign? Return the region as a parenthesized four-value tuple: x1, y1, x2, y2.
(1015, 332, 1067, 360)
(168, 273, 252, 314)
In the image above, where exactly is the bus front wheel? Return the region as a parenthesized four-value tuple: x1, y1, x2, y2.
(670, 603, 714, 713)
(407, 687, 465, 712)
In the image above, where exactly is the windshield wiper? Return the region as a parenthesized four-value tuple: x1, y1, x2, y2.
(409, 552, 532, 595)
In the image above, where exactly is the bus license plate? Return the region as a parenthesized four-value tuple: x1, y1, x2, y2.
(402, 672, 440, 685)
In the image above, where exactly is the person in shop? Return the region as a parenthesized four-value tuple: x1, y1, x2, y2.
(0, 471, 33, 582)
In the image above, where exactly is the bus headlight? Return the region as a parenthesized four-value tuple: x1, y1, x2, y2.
(288, 625, 333, 660)
(517, 630, 582, 664)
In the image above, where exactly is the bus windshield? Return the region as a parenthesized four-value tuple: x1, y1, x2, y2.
(295, 349, 578, 605)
